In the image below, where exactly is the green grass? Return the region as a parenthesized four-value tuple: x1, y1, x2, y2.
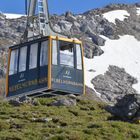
(0, 95, 140, 140)
(0, 78, 5, 97)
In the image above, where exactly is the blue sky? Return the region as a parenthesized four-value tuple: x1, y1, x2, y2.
(0, 0, 139, 15)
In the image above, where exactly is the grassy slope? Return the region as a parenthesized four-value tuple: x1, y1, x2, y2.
(0, 95, 140, 140)
(0, 78, 5, 96)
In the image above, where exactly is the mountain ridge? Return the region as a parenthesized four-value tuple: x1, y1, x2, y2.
(0, 3, 140, 103)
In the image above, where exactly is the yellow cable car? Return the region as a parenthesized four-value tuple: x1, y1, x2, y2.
(5, 0, 85, 98)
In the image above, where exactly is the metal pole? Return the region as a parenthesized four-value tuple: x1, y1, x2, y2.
(25, 0, 28, 15)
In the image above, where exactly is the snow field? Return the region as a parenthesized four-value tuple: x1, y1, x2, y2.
(4, 13, 25, 19)
(103, 10, 130, 24)
(84, 35, 140, 94)
(137, 8, 140, 15)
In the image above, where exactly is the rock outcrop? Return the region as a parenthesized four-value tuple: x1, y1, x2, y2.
(107, 94, 140, 121)
(92, 65, 138, 103)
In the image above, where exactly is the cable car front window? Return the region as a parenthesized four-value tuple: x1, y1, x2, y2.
(29, 43, 38, 69)
(76, 44, 82, 70)
(9, 49, 19, 75)
(40, 41, 48, 66)
(19, 46, 27, 72)
(59, 41, 74, 68)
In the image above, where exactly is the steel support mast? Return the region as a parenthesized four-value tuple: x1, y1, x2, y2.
(23, 0, 64, 41)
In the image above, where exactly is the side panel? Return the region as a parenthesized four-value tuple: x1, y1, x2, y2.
(38, 66, 48, 88)
(7, 39, 49, 97)
(8, 68, 48, 97)
(8, 71, 37, 97)
(52, 65, 83, 94)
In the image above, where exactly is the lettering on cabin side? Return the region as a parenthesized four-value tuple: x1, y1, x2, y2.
(52, 78, 83, 87)
(9, 77, 83, 93)
(9, 77, 47, 92)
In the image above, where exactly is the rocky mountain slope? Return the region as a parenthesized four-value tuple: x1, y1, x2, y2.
(0, 4, 140, 54)
(0, 3, 140, 102)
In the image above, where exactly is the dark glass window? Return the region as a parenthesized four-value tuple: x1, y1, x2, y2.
(29, 43, 38, 69)
(76, 44, 82, 70)
(9, 49, 19, 75)
(19, 46, 27, 72)
(52, 40, 58, 65)
(40, 41, 48, 66)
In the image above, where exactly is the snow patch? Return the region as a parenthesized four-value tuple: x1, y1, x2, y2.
(137, 8, 140, 15)
(4, 13, 25, 19)
(103, 10, 130, 24)
(84, 35, 140, 94)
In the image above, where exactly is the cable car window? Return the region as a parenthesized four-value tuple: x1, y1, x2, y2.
(59, 41, 74, 67)
(9, 49, 19, 75)
(19, 46, 27, 72)
(52, 40, 58, 65)
(29, 43, 38, 69)
(40, 41, 48, 66)
(76, 44, 82, 70)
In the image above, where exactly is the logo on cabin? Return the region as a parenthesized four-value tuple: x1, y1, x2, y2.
(63, 69, 72, 79)
(18, 73, 26, 83)
(20, 73, 24, 79)
(65, 70, 71, 76)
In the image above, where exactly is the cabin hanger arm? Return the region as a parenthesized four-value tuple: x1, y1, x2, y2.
(22, 0, 65, 41)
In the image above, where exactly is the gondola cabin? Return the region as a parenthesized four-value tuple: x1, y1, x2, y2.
(6, 36, 85, 98)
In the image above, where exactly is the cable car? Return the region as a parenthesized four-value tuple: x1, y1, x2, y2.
(6, 36, 85, 97)
(5, 0, 85, 98)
